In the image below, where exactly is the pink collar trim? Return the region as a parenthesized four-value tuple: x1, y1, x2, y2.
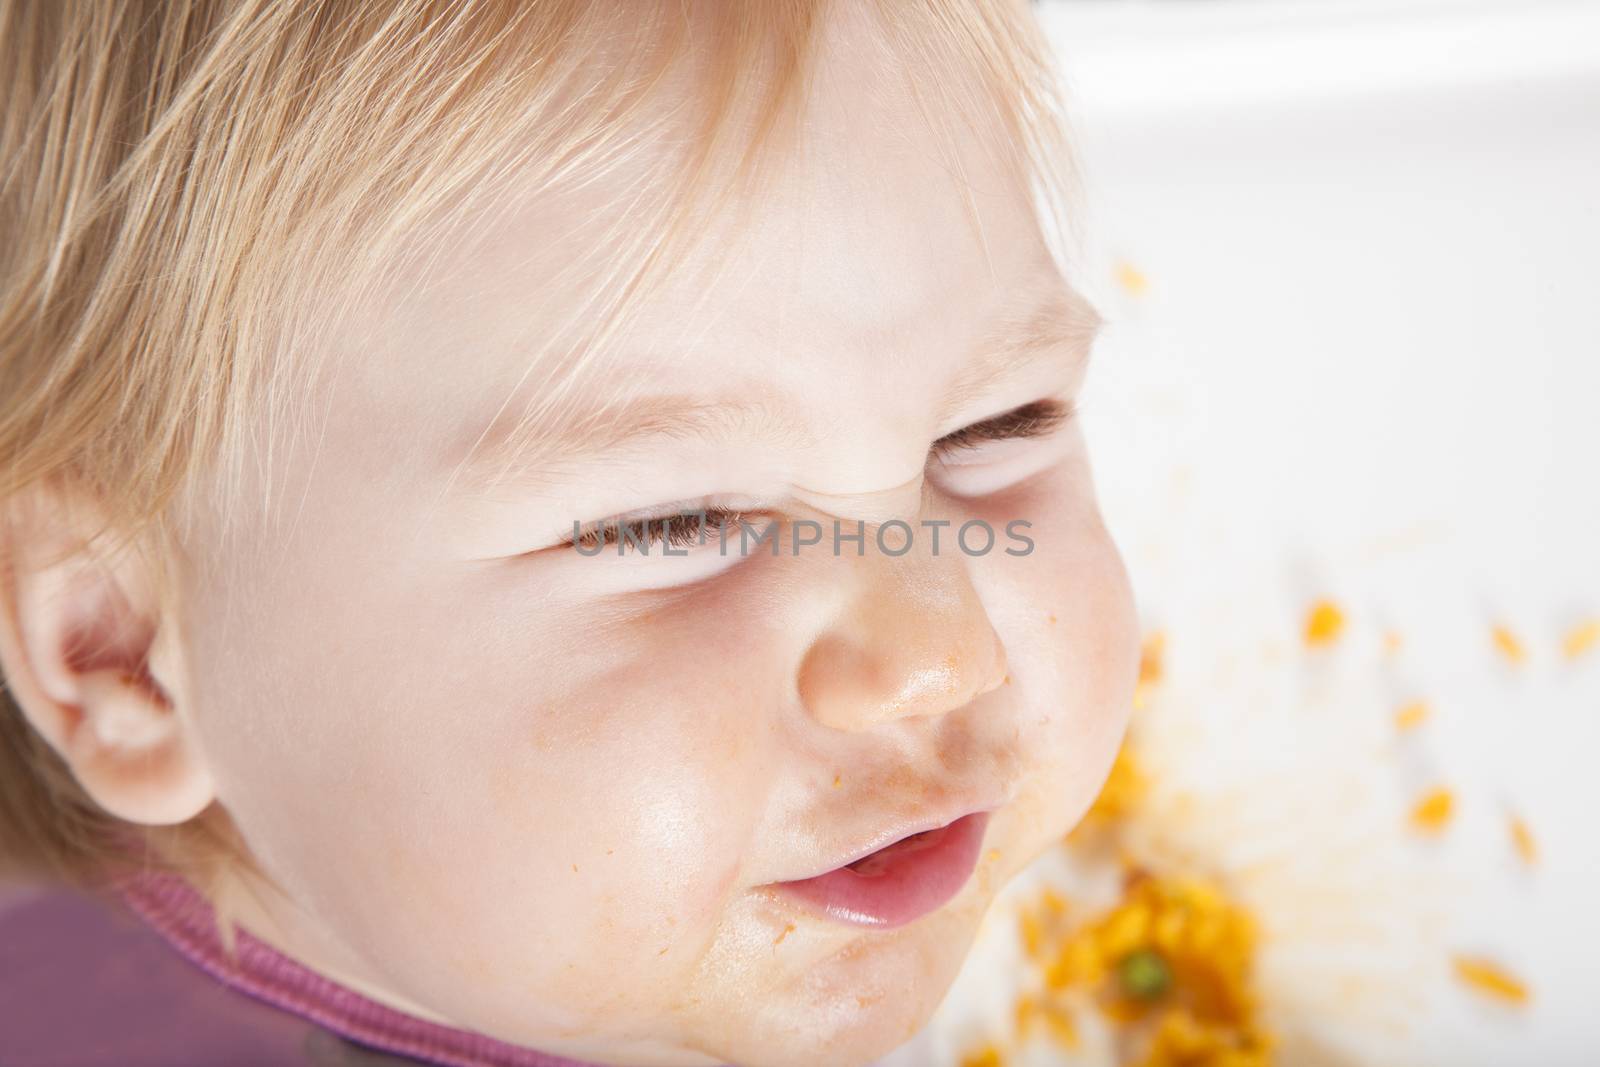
(115, 869, 603, 1067)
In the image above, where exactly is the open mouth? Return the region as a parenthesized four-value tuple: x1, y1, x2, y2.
(769, 811, 993, 929)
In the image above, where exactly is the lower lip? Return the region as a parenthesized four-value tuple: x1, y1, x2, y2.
(770, 811, 992, 930)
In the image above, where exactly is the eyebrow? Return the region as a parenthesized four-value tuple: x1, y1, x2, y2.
(453, 392, 804, 496)
(938, 281, 1102, 425)
(450, 278, 1102, 495)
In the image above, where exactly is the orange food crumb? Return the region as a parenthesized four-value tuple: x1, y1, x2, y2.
(1304, 599, 1344, 647)
(1070, 742, 1147, 842)
(1492, 625, 1526, 665)
(1453, 955, 1530, 1005)
(1134, 630, 1166, 710)
(1383, 630, 1404, 655)
(1394, 699, 1430, 732)
(1135, 1006, 1272, 1067)
(1014, 994, 1036, 1031)
(773, 922, 795, 946)
(1564, 619, 1600, 661)
(1114, 261, 1151, 298)
(1509, 815, 1538, 867)
(1019, 887, 1072, 961)
(958, 1042, 1006, 1067)
(832, 774, 841, 788)
(1014, 992, 1079, 1049)
(1410, 787, 1455, 833)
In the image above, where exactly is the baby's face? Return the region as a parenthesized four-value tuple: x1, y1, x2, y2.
(173, 19, 1138, 1067)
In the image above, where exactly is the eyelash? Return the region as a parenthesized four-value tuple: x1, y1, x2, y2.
(569, 507, 748, 551)
(931, 397, 1072, 454)
(565, 397, 1073, 552)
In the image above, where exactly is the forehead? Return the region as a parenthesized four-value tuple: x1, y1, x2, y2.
(317, 6, 1069, 494)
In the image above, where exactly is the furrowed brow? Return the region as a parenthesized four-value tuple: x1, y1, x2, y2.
(939, 282, 1103, 424)
(452, 392, 803, 495)
(448, 281, 1100, 497)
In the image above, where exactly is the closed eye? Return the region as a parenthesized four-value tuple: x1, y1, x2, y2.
(565, 506, 748, 553)
(554, 398, 1075, 559)
(932, 398, 1075, 457)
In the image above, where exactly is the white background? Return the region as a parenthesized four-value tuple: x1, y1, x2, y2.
(890, 2, 1600, 1064)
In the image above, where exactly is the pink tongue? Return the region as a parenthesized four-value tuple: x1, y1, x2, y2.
(844, 825, 951, 876)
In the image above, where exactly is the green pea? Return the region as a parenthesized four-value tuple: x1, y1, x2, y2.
(1116, 948, 1172, 1001)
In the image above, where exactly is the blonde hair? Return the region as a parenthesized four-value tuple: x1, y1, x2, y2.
(0, 0, 1077, 894)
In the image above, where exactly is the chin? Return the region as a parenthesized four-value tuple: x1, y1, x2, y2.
(716, 887, 990, 1067)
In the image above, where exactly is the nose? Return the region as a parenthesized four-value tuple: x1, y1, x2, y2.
(796, 524, 1009, 732)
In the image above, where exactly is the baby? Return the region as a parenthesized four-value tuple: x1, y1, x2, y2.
(0, 2, 1138, 1065)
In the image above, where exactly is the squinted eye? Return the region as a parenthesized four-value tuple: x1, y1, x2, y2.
(932, 398, 1074, 460)
(564, 506, 748, 554)
(927, 396, 1079, 499)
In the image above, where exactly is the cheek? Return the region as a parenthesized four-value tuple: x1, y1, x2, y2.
(969, 458, 1140, 838)
(187, 558, 780, 1035)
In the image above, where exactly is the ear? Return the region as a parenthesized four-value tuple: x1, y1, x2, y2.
(0, 485, 213, 826)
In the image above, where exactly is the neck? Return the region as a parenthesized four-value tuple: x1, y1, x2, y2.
(209, 860, 458, 1027)
(114, 866, 601, 1067)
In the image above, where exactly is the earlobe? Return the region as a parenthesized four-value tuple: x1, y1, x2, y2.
(54, 667, 216, 826)
(0, 487, 214, 827)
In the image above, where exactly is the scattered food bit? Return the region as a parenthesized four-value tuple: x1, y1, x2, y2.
(1136, 1006, 1272, 1067)
(1509, 815, 1539, 867)
(1563, 619, 1600, 661)
(1383, 630, 1405, 655)
(1134, 630, 1166, 711)
(1019, 886, 1073, 960)
(1409, 787, 1455, 834)
(1048, 612, 1058, 625)
(1491, 625, 1526, 666)
(1014, 994, 1036, 1032)
(1304, 599, 1345, 647)
(832, 774, 841, 789)
(1070, 741, 1148, 841)
(1394, 699, 1431, 732)
(1114, 261, 1151, 298)
(773, 922, 795, 947)
(1453, 955, 1530, 1006)
(1014, 992, 1080, 1048)
(958, 1042, 1006, 1067)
